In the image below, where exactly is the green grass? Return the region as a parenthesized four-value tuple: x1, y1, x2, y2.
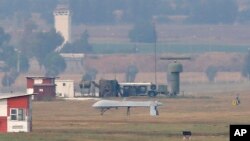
(91, 42, 250, 54)
(0, 123, 228, 141)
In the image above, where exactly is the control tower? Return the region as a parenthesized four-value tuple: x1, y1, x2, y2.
(53, 5, 71, 51)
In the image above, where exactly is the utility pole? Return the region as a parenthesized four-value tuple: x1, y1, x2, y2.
(17, 51, 20, 73)
(15, 48, 20, 73)
(153, 21, 157, 85)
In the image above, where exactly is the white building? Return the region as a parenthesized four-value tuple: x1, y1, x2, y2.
(55, 80, 75, 98)
(53, 5, 72, 51)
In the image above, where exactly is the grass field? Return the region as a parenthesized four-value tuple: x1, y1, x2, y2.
(1, 88, 250, 141)
(91, 42, 250, 54)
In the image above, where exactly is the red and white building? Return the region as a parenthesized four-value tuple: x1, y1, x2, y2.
(0, 93, 34, 133)
(26, 76, 57, 101)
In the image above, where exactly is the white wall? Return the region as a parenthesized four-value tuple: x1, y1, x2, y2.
(26, 88, 34, 94)
(34, 79, 43, 84)
(0, 100, 7, 116)
(54, 10, 71, 44)
(55, 80, 74, 98)
(7, 116, 30, 132)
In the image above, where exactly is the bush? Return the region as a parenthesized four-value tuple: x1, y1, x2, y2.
(129, 22, 157, 43)
(205, 66, 218, 82)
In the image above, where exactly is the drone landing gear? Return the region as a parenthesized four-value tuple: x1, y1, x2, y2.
(126, 107, 131, 116)
(100, 108, 110, 115)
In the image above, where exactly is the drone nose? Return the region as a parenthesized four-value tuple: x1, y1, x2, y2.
(92, 101, 100, 107)
(157, 101, 163, 106)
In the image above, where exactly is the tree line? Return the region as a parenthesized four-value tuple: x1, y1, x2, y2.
(2, 24, 250, 87)
(0, 26, 66, 87)
(0, 0, 249, 25)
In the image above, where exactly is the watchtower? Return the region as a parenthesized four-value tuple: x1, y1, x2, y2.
(53, 5, 71, 51)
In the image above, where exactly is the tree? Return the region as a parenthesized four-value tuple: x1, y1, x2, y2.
(29, 0, 58, 24)
(82, 68, 98, 81)
(125, 65, 138, 82)
(0, 0, 58, 23)
(242, 50, 250, 80)
(1, 47, 29, 73)
(124, 0, 157, 23)
(1, 71, 18, 87)
(70, 0, 115, 24)
(61, 30, 92, 53)
(43, 52, 66, 77)
(33, 28, 64, 66)
(238, 9, 250, 23)
(0, 0, 31, 20)
(18, 21, 38, 57)
(129, 21, 157, 43)
(0, 0, 242, 25)
(0, 27, 29, 73)
(0, 27, 10, 46)
(0, 0, 161, 25)
(205, 66, 218, 82)
(18, 54, 30, 73)
(0, 27, 30, 86)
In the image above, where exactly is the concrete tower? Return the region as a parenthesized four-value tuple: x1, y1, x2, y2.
(53, 5, 71, 51)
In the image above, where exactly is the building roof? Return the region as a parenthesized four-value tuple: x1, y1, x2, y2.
(119, 82, 153, 86)
(60, 53, 85, 58)
(26, 76, 59, 79)
(55, 79, 74, 82)
(0, 93, 36, 100)
(33, 84, 56, 86)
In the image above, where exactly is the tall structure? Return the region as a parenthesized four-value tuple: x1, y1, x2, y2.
(160, 57, 191, 95)
(53, 5, 71, 51)
(167, 61, 183, 95)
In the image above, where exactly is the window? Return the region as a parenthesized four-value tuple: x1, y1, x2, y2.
(10, 109, 25, 121)
(139, 86, 147, 93)
(18, 109, 25, 121)
(11, 109, 17, 120)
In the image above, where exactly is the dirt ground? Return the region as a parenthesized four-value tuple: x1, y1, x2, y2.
(1, 88, 250, 141)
